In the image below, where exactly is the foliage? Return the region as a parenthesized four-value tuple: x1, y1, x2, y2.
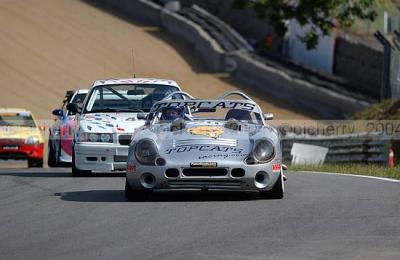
(233, 0, 377, 49)
(352, 99, 400, 120)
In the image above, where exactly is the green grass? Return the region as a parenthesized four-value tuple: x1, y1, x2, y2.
(289, 163, 400, 180)
(352, 99, 400, 120)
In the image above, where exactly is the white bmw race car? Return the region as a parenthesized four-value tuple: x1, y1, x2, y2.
(68, 78, 182, 176)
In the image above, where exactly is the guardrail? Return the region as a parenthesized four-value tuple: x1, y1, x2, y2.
(281, 132, 391, 165)
(160, 8, 225, 71)
(178, 5, 254, 52)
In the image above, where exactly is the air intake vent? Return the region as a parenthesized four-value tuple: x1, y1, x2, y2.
(231, 168, 245, 178)
(165, 168, 180, 178)
(118, 135, 132, 146)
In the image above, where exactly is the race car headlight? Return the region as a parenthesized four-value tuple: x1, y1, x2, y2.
(89, 133, 100, 142)
(25, 136, 40, 145)
(135, 139, 158, 165)
(248, 140, 275, 164)
(100, 133, 112, 143)
(78, 133, 113, 143)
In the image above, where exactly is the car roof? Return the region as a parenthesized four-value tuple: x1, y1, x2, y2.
(75, 89, 89, 94)
(0, 108, 32, 114)
(93, 78, 181, 89)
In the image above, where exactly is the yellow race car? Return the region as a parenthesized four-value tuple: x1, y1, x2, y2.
(0, 108, 44, 167)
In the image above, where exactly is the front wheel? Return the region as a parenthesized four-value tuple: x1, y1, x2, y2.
(259, 173, 284, 199)
(47, 140, 58, 167)
(28, 158, 43, 168)
(71, 146, 91, 177)
(125, 178, 151, 201)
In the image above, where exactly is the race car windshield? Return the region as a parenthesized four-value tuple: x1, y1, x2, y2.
(67, 93, 87, 116)
(84, 84, 179, 113)
(152, 101, 263, 125)
(0, 114, 36, 128)
(71, 93, 86, 105)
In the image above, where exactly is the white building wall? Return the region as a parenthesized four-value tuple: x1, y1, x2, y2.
(287, 20, 336, 74)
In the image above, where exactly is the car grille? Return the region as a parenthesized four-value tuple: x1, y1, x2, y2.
(182, 168, 228, 177)
(0, 152, 27, 159)
(167, 180, 242, 189)
(114, 155, 128, 162)
(118, 135, 132, 146)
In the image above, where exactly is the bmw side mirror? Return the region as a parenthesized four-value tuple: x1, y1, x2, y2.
(52, 109, 64, 117)
(137, 113, 148, 120)
(67, 103, 81, 113)
(264, 113, 274, 120)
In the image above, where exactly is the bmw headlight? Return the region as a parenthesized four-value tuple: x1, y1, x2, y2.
(100, 133, 112, 143)
(78, 133, 113, 143)
(25, 136, 40, 145)
(135, 139, 158, 165)
(89, 133, 100, 142)
(248, 139, 275, 164)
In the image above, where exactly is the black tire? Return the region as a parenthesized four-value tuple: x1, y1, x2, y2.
(125, 178, 151, 201)
(47, 140, 58, 167)
(259, 173, 284, 199)
(71, 146, 91, 177)
(28, 159, 43, 168)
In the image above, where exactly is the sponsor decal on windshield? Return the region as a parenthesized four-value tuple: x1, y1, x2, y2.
(152, 101, 257, 112)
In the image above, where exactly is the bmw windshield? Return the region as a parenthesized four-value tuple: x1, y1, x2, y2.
(83, 84, 179, 113)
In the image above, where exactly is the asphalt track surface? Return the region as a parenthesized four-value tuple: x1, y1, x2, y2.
(0, 166, 399, 260)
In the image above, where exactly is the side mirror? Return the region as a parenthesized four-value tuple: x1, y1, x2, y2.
(137, 113, 148, 120)
(264, 113, 274, 121)
(67, 103, 80, 113)
(52, 109, 64, 117)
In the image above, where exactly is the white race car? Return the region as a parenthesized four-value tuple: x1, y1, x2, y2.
(69, 78, 182, 176)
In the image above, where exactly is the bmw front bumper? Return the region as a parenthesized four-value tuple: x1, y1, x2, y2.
(74, 143, 128, 172)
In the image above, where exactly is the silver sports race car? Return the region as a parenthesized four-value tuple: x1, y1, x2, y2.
(125, 91, 285, 200)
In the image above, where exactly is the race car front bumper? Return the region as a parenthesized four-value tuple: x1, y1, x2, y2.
(0, 143, 44, 160)
(126, 161, 282, 192)
(74, 143, 128, 172)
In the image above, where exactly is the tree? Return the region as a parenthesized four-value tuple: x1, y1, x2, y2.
(233, 0, 377, 49)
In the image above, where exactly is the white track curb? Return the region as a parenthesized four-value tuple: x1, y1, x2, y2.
(296, 171, 400, 183)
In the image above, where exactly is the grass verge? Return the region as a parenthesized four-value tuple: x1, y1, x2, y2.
(289, 163, 400, 180)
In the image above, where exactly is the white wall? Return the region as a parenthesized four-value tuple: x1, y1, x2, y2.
(287, 20, 336, 74)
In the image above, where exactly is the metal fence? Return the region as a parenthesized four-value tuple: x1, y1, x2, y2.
(281, 132, 391, 165)
(391, 32, 400, 98)
(375, 31, 400, 100)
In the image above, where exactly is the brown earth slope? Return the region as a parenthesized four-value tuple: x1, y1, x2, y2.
(0, 0, 314, 120)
